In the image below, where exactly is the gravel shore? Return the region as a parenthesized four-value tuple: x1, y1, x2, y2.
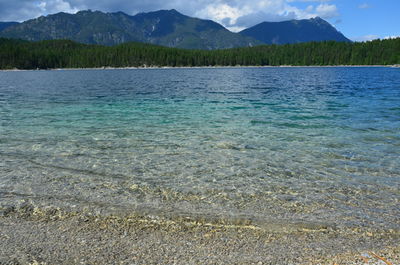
(0, 206, 399, 265)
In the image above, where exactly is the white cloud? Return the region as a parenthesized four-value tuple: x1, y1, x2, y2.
(384, 35, 399, 39)
(358, 3, 370, 9)
(38, 0, 79, 14)
(305, 5, 314, 13)
(287, 0, 331, 2)
(352, 34, 379, 42)
(195, 3, 252, 28)
(315, 4, 338, 18)
(0, 0, 79, 21)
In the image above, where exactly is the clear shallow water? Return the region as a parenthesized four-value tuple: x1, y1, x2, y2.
(1, 67, 399, 229)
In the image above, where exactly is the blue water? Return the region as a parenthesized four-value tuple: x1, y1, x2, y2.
(1, 67, 399, 229)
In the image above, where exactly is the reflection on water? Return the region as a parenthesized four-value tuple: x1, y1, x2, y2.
(0, 67, 399, 229)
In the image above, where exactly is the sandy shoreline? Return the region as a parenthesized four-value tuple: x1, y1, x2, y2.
(0, 65, 398, 72)
(1, 206, 399, 264)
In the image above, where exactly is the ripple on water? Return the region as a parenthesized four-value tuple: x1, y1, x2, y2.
(0, 67, 399, 230)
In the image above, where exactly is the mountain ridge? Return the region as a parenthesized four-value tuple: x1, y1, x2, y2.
(0, 9, 351, 49)
(0, 22, 19, 32)
(239, 17, 351, 44)
(0, 9, 260, 49)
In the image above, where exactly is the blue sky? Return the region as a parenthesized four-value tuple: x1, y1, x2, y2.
(0, 0, 398, 41)
(327, 0, 399, 41)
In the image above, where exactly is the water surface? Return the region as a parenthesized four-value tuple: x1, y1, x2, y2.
(1, 67, 399, 230)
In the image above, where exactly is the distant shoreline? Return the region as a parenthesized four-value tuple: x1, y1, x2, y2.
(2, 38, 398, 70)
(1, 65, 399, 71)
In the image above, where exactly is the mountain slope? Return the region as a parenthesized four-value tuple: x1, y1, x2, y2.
(240, 17, 350, 44)
(0, 22, 19, 32)
(0, 10, 260, 49)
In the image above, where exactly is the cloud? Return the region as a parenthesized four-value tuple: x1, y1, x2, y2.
(0, 0, 80, 21)
(0, 0, 340, 31)
(38, 0, 79, 14)
(287, 0, 331, 2)
(195, 0, 340, 31)
(358, 3, 370, 9)
(315, 4, 338, 18)
(195, 3, 252, 28)
(352, 34, 379, 42)
(384, 35, 399, 40)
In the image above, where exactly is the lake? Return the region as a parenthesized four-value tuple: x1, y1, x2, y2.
(0, 67, 399, 231)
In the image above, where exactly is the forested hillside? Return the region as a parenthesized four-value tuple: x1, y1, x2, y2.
(0, 38, 399, 69)
(0, 10, 259, 49)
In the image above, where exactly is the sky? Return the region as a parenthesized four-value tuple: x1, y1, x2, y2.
(0, 0, 398, 41)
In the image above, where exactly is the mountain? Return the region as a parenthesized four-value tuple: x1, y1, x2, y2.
(0, 10, 260, 50)
(240, 17, 351, 44)
(0, 22, 19, 32)
(0, 11, 352, 49)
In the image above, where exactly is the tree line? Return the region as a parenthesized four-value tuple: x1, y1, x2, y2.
(0, 37, 399, 69)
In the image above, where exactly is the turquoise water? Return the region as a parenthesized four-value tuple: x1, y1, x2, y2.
(1, 67, 399, 229)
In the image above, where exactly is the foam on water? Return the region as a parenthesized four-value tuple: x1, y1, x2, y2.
(0, 67, 399, 230)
